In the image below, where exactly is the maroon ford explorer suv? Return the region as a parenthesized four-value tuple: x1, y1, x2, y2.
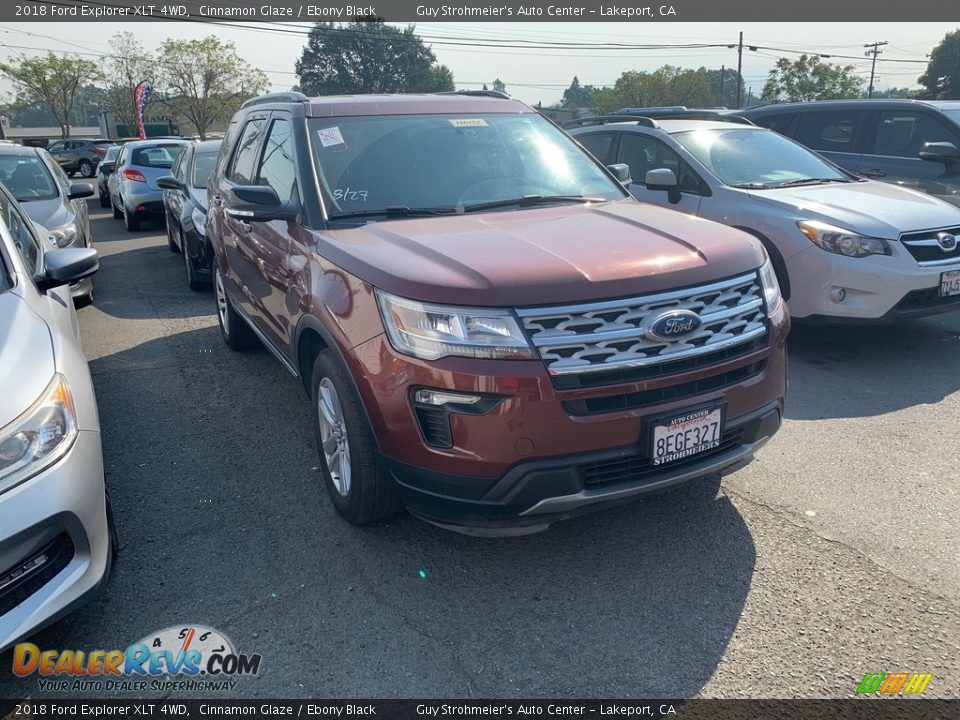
(207, 91, 789, 535)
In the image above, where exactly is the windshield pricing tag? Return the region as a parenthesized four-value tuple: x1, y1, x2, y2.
(318, 126, 346, 147)
(449, 118, 489, 128)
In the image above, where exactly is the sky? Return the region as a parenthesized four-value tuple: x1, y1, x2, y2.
(0, 21, 955, 108)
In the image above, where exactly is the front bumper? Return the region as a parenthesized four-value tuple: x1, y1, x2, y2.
(0, 431, 111, 651)
(786, 244, 960, 320)
(382, 401, 782, 532)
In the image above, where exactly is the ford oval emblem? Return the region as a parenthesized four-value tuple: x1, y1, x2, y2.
(645, 309, 703, 343)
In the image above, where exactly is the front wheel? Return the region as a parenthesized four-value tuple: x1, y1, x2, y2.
(183, 234, 205, 291)
(78, 160, 94, 178)
(311, 349, 402, 525)
(99, 190, 110, 208)
(214, 266, 256, 351)
(112, 197, 122, 219)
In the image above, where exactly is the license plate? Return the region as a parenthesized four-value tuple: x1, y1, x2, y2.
(651, 405, 724, 466)
(940, 270, 960, 298)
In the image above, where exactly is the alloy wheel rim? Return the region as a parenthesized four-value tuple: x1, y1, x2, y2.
(318, 378, 351, 497)
(215, 269, 229, 333)
(80, 163, 93, 178)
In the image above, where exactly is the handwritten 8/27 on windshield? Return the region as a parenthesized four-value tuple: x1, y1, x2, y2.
(333, 189, 369, 202)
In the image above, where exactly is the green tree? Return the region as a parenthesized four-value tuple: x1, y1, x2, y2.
(156, 36, 268, 139)
(761, 54, 863, 102)
(562, 76, 599, 108)
(0, 52, 101, 137)
(491, 78, 507, 94)
(706, 68, 743, 108)
(591, 66, 713, 114)
(296, 20, 455, 95)
(103, 32, 156, 131)
(919, 30, 960, 99)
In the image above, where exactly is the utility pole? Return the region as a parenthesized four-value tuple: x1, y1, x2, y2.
(736, 32, 744, 109)
(864, 41, 888, 98)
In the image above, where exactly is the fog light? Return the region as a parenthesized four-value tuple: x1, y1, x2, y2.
(413, 389, 482, 407)
(831, 288, 846, 303)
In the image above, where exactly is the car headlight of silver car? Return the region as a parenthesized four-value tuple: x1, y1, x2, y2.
(0, 374, 79, 495)
(191, 206, 206, 236)
(758, 258, 783, 311)
(376, 290, 535, 361)
(49, 222, 78, 248)
(798, 220, 891, 258)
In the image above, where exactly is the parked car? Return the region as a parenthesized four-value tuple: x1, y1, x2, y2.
(108, 139, 189, 231)
(0, 181, 114, 651)
(157, 139, 222, 290)
(568, 112, 960, 322)
(46, 139, 113, 179)
(740, 99, 960, 208)
(95, 145, 120, 208)
(0, 144, 95, 303)
(206, 91, 788, 535)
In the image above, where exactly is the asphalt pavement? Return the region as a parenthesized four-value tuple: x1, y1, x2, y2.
(1, 204, 958, 699)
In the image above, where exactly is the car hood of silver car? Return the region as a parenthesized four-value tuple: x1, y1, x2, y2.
(746, 179, 960, 238)
(0, 290, 55, 428)
(19, 196, 73, 236)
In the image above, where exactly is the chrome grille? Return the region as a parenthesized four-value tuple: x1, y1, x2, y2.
(901, 226, 960, 266)
(517, 273, 767, 376)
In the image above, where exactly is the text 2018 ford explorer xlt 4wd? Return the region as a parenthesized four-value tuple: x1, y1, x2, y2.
(207, 91, 789, 534)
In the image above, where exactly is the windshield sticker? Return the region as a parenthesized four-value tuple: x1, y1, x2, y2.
(333, 188, 369, 202)
(449, 118, 489, 128)
(318, 126, 346, 148)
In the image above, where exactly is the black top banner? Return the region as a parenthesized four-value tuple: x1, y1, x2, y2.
(4, 0, 960, 22)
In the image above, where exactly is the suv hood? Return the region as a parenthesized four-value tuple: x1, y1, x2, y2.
(317, 201, 765, 306)
(0, 291, 55, 428)
(748, 181, 960, 237)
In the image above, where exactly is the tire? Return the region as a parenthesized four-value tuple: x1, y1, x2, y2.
(78, 160, 94, 178)
(122, 200, 140, 231)
(183, 234, 205, 291)
(311, 349, 402, 525)
(99, 190, 110, 208)
(75, 290, 94, 308)
(214, 265, 257, 351)
(112, 197, 122, 219)
(166, 219, 179, 253)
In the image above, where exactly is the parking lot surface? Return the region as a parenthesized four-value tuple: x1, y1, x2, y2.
(2, 205, 959, 699)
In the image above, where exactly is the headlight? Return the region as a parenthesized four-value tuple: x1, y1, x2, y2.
(0, 374, 78, 495)
(758, 258, 782, 310)
(50, 222, 78, 248)
(376, 290, 535, 361)
(798, 220, 890, 258)
(191, 206, 206, 236)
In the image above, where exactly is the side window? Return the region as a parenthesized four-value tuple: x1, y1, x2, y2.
(256, 118, 296, 202)
(0, 192, 41, 275)
(577, 133, 614, 164)
(753, 113, 793, 135)
(48, 142, 65, 153)
(116, 146, 127, 167)
(872, 111, 959, 158)
(172, 149, 187, 181)
(227, 119, 265, 185)
(618, 134, 705, 195)
(46, 154, 71, 195)
(794, 111, 863, 153)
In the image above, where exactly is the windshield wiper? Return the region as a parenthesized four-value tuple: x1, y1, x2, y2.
(327, 206, 458, 221)
(770, 178, 850, 188)
(460, 195, 607, 213)
(730, 182, 771, 189)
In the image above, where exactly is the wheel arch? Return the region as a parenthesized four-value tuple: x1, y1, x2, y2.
(734, 226, 792, 302)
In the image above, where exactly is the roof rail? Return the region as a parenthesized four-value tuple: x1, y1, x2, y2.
(241, 91, 309, 109)
(438, 89, 511, 100)
(619, 109, 754, 125)
(563, 115, 661, 129)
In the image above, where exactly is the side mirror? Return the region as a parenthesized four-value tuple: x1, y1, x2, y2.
(35, 247, 99, 292)
(919, 141, 960, 164)
(67, 182, 94, 200)
(645, 168, 682, 204)
(606, 163, 632, 185)
(225, 185, 298, 222)
(156, 175, 184, 191)
(99, 161, 115, 174)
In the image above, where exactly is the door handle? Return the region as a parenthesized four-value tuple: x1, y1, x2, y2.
(860, 168, 887, 178)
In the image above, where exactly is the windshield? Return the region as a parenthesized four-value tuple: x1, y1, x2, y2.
(942, 109, 960, 126)
(0, 154, 58, 202)
(192, 151, 218, 189)
(309, 113, 625, 217)
(674, 128, 851, 188)
(104, 146, 120, 162)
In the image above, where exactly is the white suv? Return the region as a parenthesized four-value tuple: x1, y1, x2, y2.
(568, 112, 960, 322)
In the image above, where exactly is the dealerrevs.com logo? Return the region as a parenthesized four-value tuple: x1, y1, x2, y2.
(13, 625, 261, 692)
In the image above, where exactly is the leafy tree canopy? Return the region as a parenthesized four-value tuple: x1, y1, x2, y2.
(761, 54, 864, 103)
